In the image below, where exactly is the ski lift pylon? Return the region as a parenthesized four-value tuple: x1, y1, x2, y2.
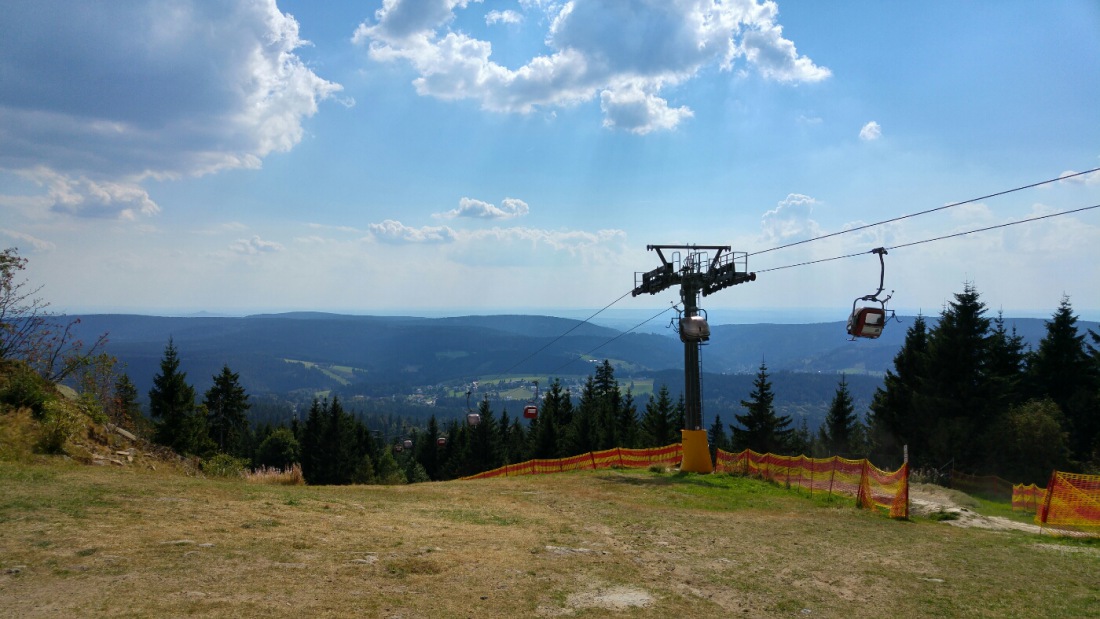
(847, 247, 894, 339)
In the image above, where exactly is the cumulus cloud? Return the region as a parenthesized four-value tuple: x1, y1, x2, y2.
(486, 10, 523, 25)
(0, 0, 342, 218)
(353, 0, 829, 134)
(368, 219, 458, 244)
(437, 197, 531, 219)
(859, 121, 882, 141)
(761, 193, 822, 240)
(230, 235, 285, 255)
(18, 167, 160, 220)
(599, 83, 693, 134)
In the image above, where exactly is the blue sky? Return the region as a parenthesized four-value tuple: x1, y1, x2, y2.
(2, 0, 1099, 321)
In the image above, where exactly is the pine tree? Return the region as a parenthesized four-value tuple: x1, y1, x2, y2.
(529, 380, 563, 458)
(708, 413, 729, 452)
(148, 339, 207, 455)
(300, 398, 328, 484)
(732, 363, 792, 454)
(1028, 296, 1098, 461)
(110, 373, 141, 430)
(868, 315, 929, 466)
(640, 384, 677, 446)
(917, 283, 993, 470)
(203, 364, 251, 457)
(986, 311, 1028, 410)
(822, 375, 858, 455)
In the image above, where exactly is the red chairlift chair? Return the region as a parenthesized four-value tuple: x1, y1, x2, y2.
(846, 247, 895, 340)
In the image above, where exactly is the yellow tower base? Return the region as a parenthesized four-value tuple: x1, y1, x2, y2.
(680, 429, 713, 473)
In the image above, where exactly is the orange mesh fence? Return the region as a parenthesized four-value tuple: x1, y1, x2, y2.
(1012, 483, 1045, 513)
(461, 444, 683, 480)
(1037, 471, 1100, 536)
(715, 449, 909, 519)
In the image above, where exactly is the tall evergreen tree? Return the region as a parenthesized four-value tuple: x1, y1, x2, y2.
(203, 364, 251, 457)
(868, 315, 929, 466)
(822, 375, 858, 455)
(731, 363, 792, 454)
(529, 380, 566, 458)
(300, 398, 328, 484)
(640, 384, 677, 446)
(986, 311, 1028, 410)
(1028, 296, 1098, 461)
(708, 413, 729, 452)
(917, 283, 994, 470)
(148, 339, 207, 455)
(110, 372, 141, 430)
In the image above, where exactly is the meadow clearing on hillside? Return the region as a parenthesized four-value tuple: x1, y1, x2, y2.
(0, 461, 1097, 618)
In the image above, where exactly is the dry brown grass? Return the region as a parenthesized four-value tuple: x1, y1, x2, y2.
(1, 460, 1097, 618)
(244, 464, 304, 486)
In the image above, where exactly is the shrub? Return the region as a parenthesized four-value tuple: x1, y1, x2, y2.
(35, 400, 81, 454)
(0, 363, 53, 418)
(202, 453, 249, 478)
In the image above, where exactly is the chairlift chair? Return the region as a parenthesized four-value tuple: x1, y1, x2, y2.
(523, 380, 540, 420)
(465, 387, 481, 426)
(847, 247, 894, 340)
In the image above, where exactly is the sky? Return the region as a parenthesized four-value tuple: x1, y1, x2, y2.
(2, 0, 1099, 323)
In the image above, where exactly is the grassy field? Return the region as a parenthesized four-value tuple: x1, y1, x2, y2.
(1, 460, 1097, 618)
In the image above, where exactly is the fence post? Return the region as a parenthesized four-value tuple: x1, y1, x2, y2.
(589, 451, 597, 470)
(829, 456, 836, 496)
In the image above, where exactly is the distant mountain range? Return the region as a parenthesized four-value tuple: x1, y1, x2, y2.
(65, 312, 1097, 429)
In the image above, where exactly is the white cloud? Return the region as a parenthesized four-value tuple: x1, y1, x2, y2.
(368, 219, 458, 244)
(0, 0, 342, 218)
(437, 197, 531, 219)
(859, 121, 882, 141)
(486, 10, 523, 25)
(230, 235, 284, 255)
(0, 228, 55, 251)
(599, 83, 693, 135)
(1059, 169, 1100, 186)
(18, 167, 160, 220)
(761, 193, 822, 240)
(353, 0, 829, 134)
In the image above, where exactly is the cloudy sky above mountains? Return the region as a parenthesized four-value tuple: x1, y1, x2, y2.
(2, 0, 1098, 320)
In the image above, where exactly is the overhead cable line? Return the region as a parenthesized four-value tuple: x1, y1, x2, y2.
(495, 288, 634, 377)
(756, 203, 1100, 274)
(548, 303, 678, 375)
(748, 167, 1100, 258)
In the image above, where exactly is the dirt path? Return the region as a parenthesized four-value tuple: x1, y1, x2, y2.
(907, 483, 1042, 534)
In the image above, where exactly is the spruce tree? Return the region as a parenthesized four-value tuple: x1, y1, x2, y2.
(110, 373, 141, 430)
(986, 311, 1028, 410)
(868, 314, 929, 466)
(918, 283, 993, 470)
(148, 339, 206, 455)
(640, 384, 676, 446)
(732, 363, 792, 454)
(1028, 296, 1098, 461)
(203, 364, 251, 457)
(822, 375, 858, 455)
(708, 413, 729, 452)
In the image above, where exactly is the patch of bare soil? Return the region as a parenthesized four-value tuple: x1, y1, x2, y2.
(908, 483, 1041, 533)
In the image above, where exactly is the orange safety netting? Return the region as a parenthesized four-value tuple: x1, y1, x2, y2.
(715, 449, 910, 519)
(461, 444, 683, 480)
(1037, 471, 1100, 536)
(1011, 483, 1045, 513)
